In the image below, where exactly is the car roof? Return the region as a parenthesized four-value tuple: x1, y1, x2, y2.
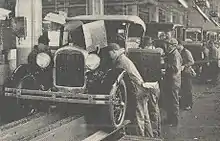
(147, 22, 183, 31)
(66, 15, 146, 31)
(204, 29, 220, 32)
(186, 27, 202, 33)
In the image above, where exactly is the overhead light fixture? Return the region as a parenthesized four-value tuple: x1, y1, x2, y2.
(44, 12, 66, 25)
(159, 0, 188, 9)
(206, 0, 210, 8)
(178, 0, 188, 8)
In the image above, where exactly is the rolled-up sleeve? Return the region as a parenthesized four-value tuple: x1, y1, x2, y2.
(167, 52, 182, 74)
(184, 50, 194, 66)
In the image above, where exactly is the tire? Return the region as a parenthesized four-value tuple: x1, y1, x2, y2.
(2, 75, 40, 121)
(16, 75, 39, 89)
(15, 75, 40, 115)
(85, 78, 127, 129)
(108, 79, 127, 128)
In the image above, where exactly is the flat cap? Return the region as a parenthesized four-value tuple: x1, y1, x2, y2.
(166, 38, 178, 46)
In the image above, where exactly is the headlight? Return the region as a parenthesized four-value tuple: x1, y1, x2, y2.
(85, 54, 100, 70)
(36, 53, 51, 68)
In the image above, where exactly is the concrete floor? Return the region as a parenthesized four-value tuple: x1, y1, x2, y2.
(1, 79, 220, 140)
(161, 81, 220, 141)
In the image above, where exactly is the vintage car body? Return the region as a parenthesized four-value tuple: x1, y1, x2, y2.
(4, 15, 161, 128)
(146, 22, 184, 40)
(182, 27, 204, 67)
(204, 30, 218, 42)
(203, 29, 220, 47)
(182, 27, 206, 75)
(145, 22, 184, 52)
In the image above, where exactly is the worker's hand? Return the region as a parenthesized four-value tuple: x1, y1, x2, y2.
(181, 66, 185, 71)
(207, 62, 210, 66)
(161, 69, 166, 75)
(142, 81, 159, 89)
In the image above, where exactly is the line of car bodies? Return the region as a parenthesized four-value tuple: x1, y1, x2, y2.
(3, 15, 217, 128)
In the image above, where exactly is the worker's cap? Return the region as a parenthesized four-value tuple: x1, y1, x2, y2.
(107, 43, 125, 61)
(38, 34, 50, 45)
(108, 43, 121, 50)
(159, 32, 166, 37)
(165, 38, 178, 46)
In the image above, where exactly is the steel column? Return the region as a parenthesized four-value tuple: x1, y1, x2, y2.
(86, 0, 104, 15)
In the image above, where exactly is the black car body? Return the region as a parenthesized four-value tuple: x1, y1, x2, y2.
(4, 15, 151, 128)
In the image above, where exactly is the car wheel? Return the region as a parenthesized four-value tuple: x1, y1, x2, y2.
(16, 75, 40, 115)
(17, 75, 39, 89)
(109, 79, 127, 128)
(84, 78, 127, 129)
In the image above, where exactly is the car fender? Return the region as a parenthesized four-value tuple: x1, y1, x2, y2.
(100, 68, 127, 94)
(4, 64, 32, 87)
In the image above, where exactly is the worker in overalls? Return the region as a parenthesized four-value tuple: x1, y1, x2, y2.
(207, 35, 220, 85)
(164, 38, 182, 126)
(26, 34, 52, 114)
(140, 36, 162, 137)
(107, 43, 153, 137)
(177, 40, 195, 110)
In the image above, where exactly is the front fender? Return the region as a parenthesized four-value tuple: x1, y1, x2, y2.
(4, 64, 32, 87)
(91, 68, 126, 94)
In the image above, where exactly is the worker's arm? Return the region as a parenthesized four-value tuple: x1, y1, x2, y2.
(184, 50, 195, 67)
(167, 53, 182, 74)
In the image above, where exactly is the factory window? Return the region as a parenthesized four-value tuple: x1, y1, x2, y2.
(69, 0, 86, 5)
(58, 2, 64, 5)
(173, 14, 177, 23)
(105, 5, 125, 15)
(68, 7, 86, 17)
(180, 15, 184, 24)
(166, 11, 171, 22)
(43, 0, 55, 6)
(159, 9, 166, 22)
(139, 8, 150, 23)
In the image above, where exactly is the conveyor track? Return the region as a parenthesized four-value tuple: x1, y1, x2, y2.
(0, 112, 131, 141)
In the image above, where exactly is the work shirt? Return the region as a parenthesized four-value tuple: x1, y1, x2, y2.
(209, 46, 218, 60)
(116, 54, 144, 86)
(203, 46, 209, 60)
(165, 49, 182, 87)
(180, 48, 194, 67)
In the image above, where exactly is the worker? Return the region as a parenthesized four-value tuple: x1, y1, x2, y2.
(154, 32, 169, 53)
(200, 42, 210, 83)
(141, 36, 156, 49)
(107, 43, 153, 137)
(140, 36, 162, 137)
(28, 33, 51, 66)
(164, 38, 182, 126)
(26, 34, 52, 114)
(159, 32, 166, 40)
(207, 36, 219, 85)
(177, 40, 195, 110)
